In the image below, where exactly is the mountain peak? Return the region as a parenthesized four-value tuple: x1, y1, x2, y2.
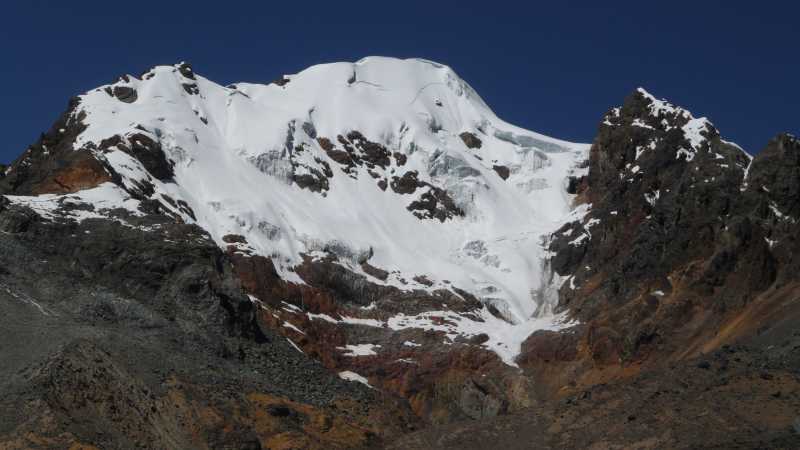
(1, 58, 589, 366)
(597, 87, 750, 164)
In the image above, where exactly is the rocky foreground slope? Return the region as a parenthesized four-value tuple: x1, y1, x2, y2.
(0, 59, 798, 449)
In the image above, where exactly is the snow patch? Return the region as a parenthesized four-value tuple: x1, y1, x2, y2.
(338, 371, 372, 388)
(282, 321, 305, 335)
(337, 343, 381, 357)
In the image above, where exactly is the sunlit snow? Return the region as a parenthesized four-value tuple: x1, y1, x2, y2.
(6, 57, 593, 365)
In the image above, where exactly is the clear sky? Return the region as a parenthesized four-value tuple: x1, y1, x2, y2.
(2, 0, 797, 163)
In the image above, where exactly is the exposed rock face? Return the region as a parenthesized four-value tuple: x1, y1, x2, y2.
(271, 76, 291, 86)
(0, 97, 99, 195)
(99, 132, 176, 182)
(389, 170, 465, 221)
(459, 132, 482, 149)
(107, 85, 138, 103)
(32, 151, 112, 194)
(406, 185, 464, 221)
(491, 164, 509, 180)
(746, 133, 800, 218)
(533, 89, 800, 398)
(390, 170, 424, 194)
(553, 89, 756, 319)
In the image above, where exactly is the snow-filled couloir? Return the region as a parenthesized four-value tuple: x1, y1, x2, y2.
(5, 57, 590, 364)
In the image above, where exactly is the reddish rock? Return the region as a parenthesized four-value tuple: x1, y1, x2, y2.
(33, 152, 112, 194)
(362, 262, 389, 281)
(518, 330, 580, 365)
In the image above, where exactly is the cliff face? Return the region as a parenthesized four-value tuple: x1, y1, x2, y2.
(1, 66, 798, 449)
(543, 89, 799, 370)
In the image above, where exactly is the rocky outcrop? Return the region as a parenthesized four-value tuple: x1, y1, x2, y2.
(390, 170, 424, 194)
(32, 151, 112, 194)
(491, 164, 509, 180)
(745, 133, 800, 218)
(0, 97, 99, 195)
(319, 131, 395, 175)
(176, 62, 195, 80)
(459, 132, 482, 149)
(292, 166, 331, 193)
(114, 132, 175, 182)
(406, 185, 464, 222)
(105, 85, 138, 103)
(536, 89, 800, 395)
(388, 170, 464, 222)
(271, 76, 291, 86)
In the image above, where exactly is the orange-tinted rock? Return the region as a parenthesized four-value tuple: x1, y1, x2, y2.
(32, 153, 112, 194)
(518, 329, 580, 365)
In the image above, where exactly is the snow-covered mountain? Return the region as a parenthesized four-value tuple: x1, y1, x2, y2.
(3, 57, 800, 449)
(5, 57, 588, 364)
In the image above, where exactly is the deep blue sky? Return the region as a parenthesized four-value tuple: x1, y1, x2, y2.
(2, 1, 798, 163)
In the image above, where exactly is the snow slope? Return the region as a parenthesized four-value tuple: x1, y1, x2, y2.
(10, 57, 590, 364)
